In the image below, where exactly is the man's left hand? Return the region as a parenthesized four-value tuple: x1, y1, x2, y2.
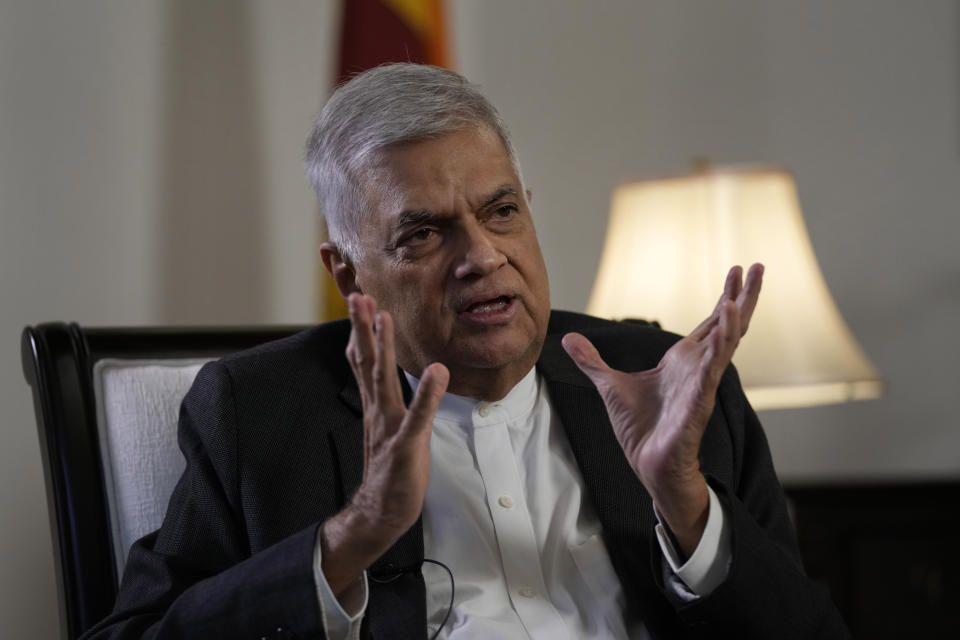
(562, 264, 763, 558)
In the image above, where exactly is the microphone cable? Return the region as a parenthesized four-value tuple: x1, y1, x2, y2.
(369, 557, 455, 640)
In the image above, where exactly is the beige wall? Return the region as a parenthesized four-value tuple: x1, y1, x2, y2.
(1, 0, 956, 635)
(0, 1, 337, 635)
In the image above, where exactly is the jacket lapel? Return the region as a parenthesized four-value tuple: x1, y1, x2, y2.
(537, 333, 671, 630)
(331, 370, 427, 640)
(536, 333, 655, 535)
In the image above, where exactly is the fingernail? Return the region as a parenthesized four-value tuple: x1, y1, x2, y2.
(374, 312, 382, 331)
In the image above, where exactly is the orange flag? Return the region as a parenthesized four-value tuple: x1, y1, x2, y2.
(319, 0, 451, 321)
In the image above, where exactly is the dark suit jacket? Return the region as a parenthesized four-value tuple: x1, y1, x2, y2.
(82, 311, 849, 640)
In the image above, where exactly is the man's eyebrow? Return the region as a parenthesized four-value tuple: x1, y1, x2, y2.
(481, 185, 519, 209)
(394, 209, 440, 230)
(393, 186, 520, 231)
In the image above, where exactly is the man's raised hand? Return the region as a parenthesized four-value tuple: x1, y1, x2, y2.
(320, 293, 448, 598)
(562, 264, 763, 558)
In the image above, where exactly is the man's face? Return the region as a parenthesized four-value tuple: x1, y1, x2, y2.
(347, 126, 550, 398)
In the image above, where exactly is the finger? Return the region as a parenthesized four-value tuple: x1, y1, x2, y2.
(404, 362, 449, 436)
(345, 294, 363, 389)
(690, 314, 719, 341)
(726, 265, 743, 299)
(346, 295, 374, 484)
(346, 293, 377, 401)
(373, 310, 405, 414)
(704, 300, 740, 382)
(561, 333, 615, 386)
(719, 297, 741, 359)
(690, 266, 744, 340)
(735, 263, 764, 335)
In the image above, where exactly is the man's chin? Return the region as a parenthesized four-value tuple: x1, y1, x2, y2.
(443, 332, 543, 373)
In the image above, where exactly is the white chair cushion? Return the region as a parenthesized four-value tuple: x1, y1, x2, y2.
(92, 358, 212, 578)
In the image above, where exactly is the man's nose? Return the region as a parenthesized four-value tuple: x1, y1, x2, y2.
(453, 223, 507, 279)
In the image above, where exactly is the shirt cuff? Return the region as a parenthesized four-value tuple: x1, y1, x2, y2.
(654, 484, 731, 599)
(313, 527, 368, 640)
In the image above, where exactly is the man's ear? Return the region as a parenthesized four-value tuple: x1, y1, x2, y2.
(320, 242, 362, 297)
(525, 188, 534, 205)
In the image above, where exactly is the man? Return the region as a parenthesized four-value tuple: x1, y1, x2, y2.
(84, 64, 848, 639)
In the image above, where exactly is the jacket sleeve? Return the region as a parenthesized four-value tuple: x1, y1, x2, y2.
(80, 361, 327, 640)
(658, 365, 852, 640)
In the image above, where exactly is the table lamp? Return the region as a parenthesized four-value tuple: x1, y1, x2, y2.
(586, 164, 883, 410)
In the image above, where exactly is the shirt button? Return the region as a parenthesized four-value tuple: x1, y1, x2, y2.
(498, 495, 514, 509)
(477, 404, 490, 417)
(518, 586, 536, 598)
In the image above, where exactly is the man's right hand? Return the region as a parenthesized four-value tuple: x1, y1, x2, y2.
(319, 293, 449, 599)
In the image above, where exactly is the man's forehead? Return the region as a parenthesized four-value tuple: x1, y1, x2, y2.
(362, 129, 520, 219)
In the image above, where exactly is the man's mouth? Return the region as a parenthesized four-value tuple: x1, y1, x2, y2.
(457, 295, 518, 324)
(464, 296, 513, 314)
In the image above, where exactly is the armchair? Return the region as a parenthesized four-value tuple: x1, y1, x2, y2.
(21, 322, 307, 639)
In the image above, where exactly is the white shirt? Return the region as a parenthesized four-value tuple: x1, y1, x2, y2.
(314, 369, 731, 639)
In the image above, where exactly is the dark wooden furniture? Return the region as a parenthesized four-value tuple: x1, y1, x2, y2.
(786, 481, 960, 638)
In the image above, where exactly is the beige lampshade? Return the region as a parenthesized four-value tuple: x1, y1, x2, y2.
(587, 165, 883, 410)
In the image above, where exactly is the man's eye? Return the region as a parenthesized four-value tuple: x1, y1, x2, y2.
(404, 226, 436, 245)
(492, 205, 517, 220)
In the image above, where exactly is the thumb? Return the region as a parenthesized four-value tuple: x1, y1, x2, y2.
(561, 333, 614, 386)
(405, 362, 449, 433)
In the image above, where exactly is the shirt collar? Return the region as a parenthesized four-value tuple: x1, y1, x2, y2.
(403, 367, 539, 426)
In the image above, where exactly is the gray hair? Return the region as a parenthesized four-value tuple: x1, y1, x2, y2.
(305, 63, 521, 261)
